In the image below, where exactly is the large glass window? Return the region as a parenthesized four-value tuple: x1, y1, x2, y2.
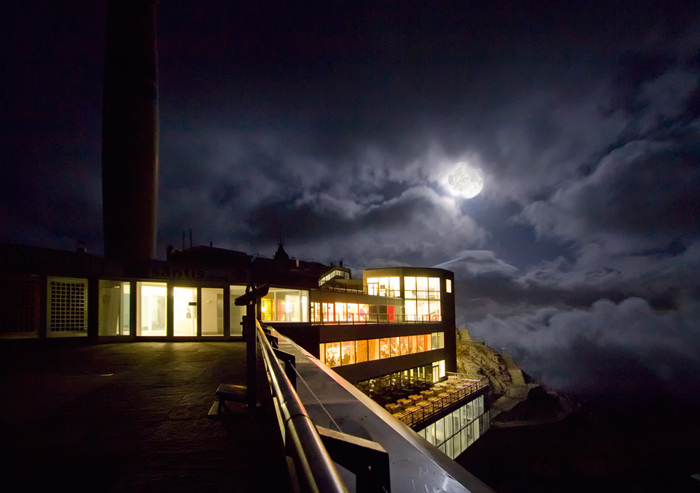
(341, 341, 356, 365)
(201, 288, 223, 336)
(335, 302, 347, 322)
(325, 342, 340, 367)
(137, 282, 167, 336)
(399, 336, 409, 356)
(389, 277, 400, 297)
(390, 337, 399, 357)
(417, 277, 428, 298)
(98, 280, 130, 336)
(379, 338, 390, 359)
(356, 340, 368, 363)
(261, 288, 309, 322)
(367, 278, 379, 295)
(429, 277, 441, 298)
(403, 276, 441, 321)
(174, 287, 197, 337)
(368, 339, 379, 360)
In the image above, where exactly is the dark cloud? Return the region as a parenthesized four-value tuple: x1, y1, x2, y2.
(3, 1, 700, 398)
(469, 297, 700, 399)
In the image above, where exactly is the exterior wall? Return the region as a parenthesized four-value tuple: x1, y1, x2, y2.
(332, 349, 448, 383)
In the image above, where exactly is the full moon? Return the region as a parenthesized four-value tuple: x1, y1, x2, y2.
(447, 162, 484, 198)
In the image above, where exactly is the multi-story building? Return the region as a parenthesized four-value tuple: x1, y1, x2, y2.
(0, 240, 490, 459)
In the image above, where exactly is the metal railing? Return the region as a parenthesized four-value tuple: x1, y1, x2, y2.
(388, 378, 489, 428)
(310, 314, 443, 325)
(256, 319, 349, 493)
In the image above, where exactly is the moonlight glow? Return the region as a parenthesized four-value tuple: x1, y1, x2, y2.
(447, 162, 484, 198)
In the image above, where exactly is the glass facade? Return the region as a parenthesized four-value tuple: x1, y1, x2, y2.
(311, 272, 449, 324)
(416, 395, 489, 459)
(319, 332, 444, 368)
(261, 288, 309, 323)
(404, 276, 441, 322)
(311, 298, 403, 323)
(356, 362, 446, 400)
(137, 282, 167, 336)
(98, 280, 130, 336)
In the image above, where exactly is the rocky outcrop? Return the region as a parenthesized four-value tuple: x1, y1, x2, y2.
(455, 337, 513, 396)
(456, 328, 577, 428)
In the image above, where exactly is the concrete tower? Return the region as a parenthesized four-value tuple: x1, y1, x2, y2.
(102, 0, 159, 262)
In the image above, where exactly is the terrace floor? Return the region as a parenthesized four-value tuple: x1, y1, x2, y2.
(0, 341, 292, 492)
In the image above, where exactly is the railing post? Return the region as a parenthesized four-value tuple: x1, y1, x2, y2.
(243, 308, 258, 408)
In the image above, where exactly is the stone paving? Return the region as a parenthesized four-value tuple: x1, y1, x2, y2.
(0, 341, 292, 492)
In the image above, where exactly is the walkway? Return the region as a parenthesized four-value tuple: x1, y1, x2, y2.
(0, 341, 292, 492)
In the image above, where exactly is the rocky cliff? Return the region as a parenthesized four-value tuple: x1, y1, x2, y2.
(456, 328, 514, 396)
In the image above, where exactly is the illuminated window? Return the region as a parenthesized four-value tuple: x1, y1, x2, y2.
(389, 277, 400, 297)
(341, 341, 356, 365)
(417, 300, 429, 321)
(399, 336, 409, 356)
(261, 288, 309, 322)
(429, 277, 441, 299)
(416, 277, 428, 298)
(201, 288, 223, 336)
(230, 286, 247, 336)
(173, 287, 197, 337)
(319, 343, 325, 364)
(390, 337, 399, 357)
(368, 339, 379, 360)
(347, 303, 359, 322)
(405, 300, 417, 321)
(98, 280, 130, 336)
(446, 279, 452, 293)
(356, 340, 368, 363)
(137, 282, 167, 336)
(379, 338, 390, 359)
(320, 333, 437, 367)
(326, 342, 340, 367)
(335, 302, 347, 322)
(430, 301, 441, 321)
(367, 278, 379, 295)
(404, 276, 416, 299)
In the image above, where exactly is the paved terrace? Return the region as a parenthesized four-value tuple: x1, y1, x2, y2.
(0, 341, 292, 492)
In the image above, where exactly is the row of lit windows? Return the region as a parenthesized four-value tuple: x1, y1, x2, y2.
(260, 289, 309, 323)
(416, 395, 489, 459)
(404, 277, 441, 300)
(366, 276, 445, 300)
(319, 269, 350, 286)
(310, 300, 441, 323)
(96, 281, 310, 337)
(319, 332, 445, 368)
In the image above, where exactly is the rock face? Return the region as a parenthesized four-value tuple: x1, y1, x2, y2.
(455, 338, 514, 396)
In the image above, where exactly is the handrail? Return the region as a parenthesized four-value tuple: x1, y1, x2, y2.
(255, 320, 349, 493)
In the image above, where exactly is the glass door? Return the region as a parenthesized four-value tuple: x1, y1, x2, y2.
(173, 287, 197, 337)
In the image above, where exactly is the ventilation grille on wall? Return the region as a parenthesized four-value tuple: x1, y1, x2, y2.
(49, 278, 87, 332)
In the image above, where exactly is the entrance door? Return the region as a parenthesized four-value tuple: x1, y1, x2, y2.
(173, 287, 197, 337)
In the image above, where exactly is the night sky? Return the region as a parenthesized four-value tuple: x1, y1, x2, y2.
(2, 1, 700, 398)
